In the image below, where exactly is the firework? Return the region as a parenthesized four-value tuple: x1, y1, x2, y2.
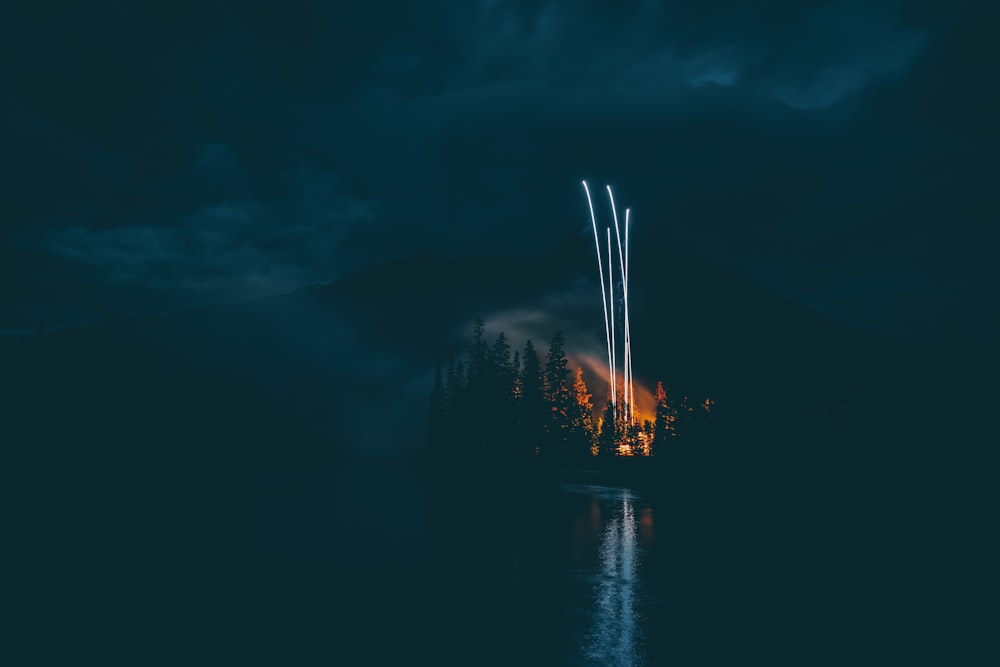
(607, 227, 616, 414)
(582, 181, 637, 424)
(609, 186, 629, 416)
(583, 181, 614, 415)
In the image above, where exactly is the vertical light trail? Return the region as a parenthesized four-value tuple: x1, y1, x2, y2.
(582, 181, 639, 429)
(607, 227, 616, 416)
(608, 186, 629, 422)
(583, 181, 614, 408)
(624, 207, 634, 424)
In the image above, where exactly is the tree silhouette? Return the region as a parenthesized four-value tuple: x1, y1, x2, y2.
(463, 318, 490, 453)
(421, 325, 709, 467)
(674, 394, 695, 438)
(467, 317, 489, 390)
(597, 401, 617, 457)
(652, 380, 676, 456)
(642, 419, 655, 455)
(490, 333, 514, 394)
(511, 350, 522, 398)
(488, 332, 517, 455)
(445, 358, 467, 452)
(519, 340, 546, 457)
(544, 332, 573, 456)
(571, 367, 597, 458)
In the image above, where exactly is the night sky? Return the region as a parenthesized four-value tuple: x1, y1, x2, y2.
(2, 0, 997, 340)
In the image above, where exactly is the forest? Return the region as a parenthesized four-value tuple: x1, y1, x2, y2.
(422, 318, 713, 465)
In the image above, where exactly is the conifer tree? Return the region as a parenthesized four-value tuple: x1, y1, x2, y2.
(511, 350, 522, 399)
(488, 332, 516, 453)
(544, 332, 573, 454)
(652, 380, 676, 455)
(519, 340, 546, 456)
(571, 367, 596, 458)
(598, 401, 617, 456)
(464, 318, 490, 453)
(490, 333, 514, 395)
(642, 419, 655, 456)
(467, 317, 489, 395)
(675, 394, 694, 437)
(445, 359, 467, 452)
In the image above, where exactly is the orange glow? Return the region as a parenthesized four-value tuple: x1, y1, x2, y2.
(640, 508, 654, 541)
(569, 352, 655, 419)
(637, 430, 652, 457)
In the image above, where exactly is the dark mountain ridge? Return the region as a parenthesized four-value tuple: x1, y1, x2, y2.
(2, 235, 990, 468)
(4, 238, 996, 665)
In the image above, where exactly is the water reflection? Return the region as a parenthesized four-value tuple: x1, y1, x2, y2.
(572, 486, 645, 666)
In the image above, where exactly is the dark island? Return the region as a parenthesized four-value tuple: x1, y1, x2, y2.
(420, 317, 714, 485)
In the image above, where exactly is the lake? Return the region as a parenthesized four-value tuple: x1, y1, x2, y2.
(15, 454, 991, 665)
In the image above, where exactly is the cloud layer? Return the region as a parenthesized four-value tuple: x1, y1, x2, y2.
(3, 0, 996, 339)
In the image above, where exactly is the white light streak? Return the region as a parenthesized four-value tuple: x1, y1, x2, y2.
(583, 181, 615, 410)
(607, 227, 616, 415)
(609, 186, 629, 419)
(582, 183, 639, 427)
(625, 207, 634, 424)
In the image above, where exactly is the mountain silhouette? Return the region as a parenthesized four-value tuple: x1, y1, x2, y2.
(5, 238, 997, 666)
(2, 235, 993, 480)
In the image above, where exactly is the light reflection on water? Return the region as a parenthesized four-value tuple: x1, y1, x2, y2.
(565, 485, 647, 667)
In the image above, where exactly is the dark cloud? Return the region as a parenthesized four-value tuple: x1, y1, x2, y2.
(36, 162, 375, 309)
(2, 0, 996, 339)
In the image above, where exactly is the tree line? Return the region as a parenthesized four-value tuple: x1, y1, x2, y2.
(422, 318, 712, 464)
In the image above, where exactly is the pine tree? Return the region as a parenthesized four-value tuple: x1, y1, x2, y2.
(652, 380, 676, 455)
(464, 318, 490, 453)
(511, 350, 522, 399)
(445, 359, 467, 453)
(519, 340, 546, 456)
(488, 332, 516, 454)
(467, 317, 489, 395)
(675, 394, 694, 436)
(490, 333, 514, 395)
(544, 332, 573, 455)
(642, 419, 655, 456)
(571, 367, 596, 458)
(598, 401, 617, 456)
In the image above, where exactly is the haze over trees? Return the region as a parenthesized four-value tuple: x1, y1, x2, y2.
(422, 318, 713, 464)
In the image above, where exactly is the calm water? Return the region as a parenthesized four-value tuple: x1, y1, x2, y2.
(26, 458, 682, 665)
(22, 455, 970, 665)
(566, 485, 655, 666)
